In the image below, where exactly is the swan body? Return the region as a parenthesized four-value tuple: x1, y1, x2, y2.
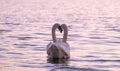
(47, 24, 70, 59)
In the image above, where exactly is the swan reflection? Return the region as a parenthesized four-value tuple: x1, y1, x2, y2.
(47, 58, 69, 66)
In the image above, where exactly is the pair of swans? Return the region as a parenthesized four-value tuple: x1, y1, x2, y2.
(47, 24, 70, 59)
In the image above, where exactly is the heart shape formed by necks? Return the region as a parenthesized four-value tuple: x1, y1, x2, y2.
(58, 25, 63, 33)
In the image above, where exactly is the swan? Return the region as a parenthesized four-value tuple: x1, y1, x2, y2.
(47, 23, 70, 59)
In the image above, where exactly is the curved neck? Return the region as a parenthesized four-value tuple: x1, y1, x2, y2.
(52, 24, 59, 43)
(62, 24, 68, 43)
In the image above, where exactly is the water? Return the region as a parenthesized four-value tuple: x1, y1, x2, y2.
(0, 0, 120, 71)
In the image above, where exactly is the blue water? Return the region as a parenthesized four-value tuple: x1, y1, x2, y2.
(0, 0, 120, 71)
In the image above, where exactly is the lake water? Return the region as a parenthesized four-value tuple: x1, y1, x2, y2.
(0, 0, 120, 71)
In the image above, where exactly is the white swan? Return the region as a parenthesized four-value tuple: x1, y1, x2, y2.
(47, 23, 70, 59)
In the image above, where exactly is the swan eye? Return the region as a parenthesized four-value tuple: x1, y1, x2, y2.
(58, 26, 63, 33)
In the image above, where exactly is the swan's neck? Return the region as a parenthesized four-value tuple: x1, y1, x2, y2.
(52, 24, 68, 43)
(52, 24, 58, 43)
(62, 25, 68, 43)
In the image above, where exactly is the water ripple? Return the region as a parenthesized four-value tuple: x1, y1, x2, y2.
(0, 55, 6, 58)
(82, 55, 100, 58)
(5, 22, 20, 25)
(0, 48, 7, 51)
(0, 30, 11, 34)
(71, 59, 120, 63)
(34, 32, 50, 35)
(31, 47, 45, 51)
(50, 67, 108, 71)
(89, 36, 107, 39)
(14, 43, 37, 48)
(8, 36, 37, 40)
(6, 52, 23, 55)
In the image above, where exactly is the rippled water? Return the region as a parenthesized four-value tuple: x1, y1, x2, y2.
(0, 0, 120, 71)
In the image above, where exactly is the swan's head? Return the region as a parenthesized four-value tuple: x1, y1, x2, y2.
(58, 25, 63, 33)
(54, 23, 63, 33)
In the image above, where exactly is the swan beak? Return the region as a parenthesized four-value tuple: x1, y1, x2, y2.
(58, 26, 63, 33)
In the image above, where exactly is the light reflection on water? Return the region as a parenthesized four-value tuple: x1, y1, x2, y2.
(0, 0, 120, 71)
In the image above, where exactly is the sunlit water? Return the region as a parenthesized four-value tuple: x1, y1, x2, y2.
(0, 0, 120, 71)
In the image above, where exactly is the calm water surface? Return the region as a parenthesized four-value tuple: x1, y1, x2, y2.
(0, 0, 120, 71)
